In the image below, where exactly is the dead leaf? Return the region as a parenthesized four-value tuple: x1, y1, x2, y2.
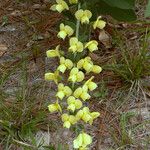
(99, 30, 112, 49)
(0, 44, 7, 57)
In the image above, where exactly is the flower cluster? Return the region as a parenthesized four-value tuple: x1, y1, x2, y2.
(46, 0, 106, 149)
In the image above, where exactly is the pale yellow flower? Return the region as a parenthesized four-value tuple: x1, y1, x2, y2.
(93, 16, 106, 30)
(50, 0, 69, 13)
(57, 57, 73, 73)
(61, 113, 77, 128)
(73, 86, 91, 101)
(75, 9, 92, 24)
(69, 37, 84, 53)
(85, 40, 98, 52)
(69, 0, 78, 4)
(57, 23, 74, 40)
(68, 67, 84, 83)
(56, 83, 72, 100)
(45, 70, 59, 84)
(73, 132, 92, 149)
(84, 76, 97, 91)
(67, 96, 82, 112)
(92, 65, 102, 73)
(77, 57, 102, 74)
(46, 45, 60, 58)
(48, 103, 62, 113)
(76, 107, 100, 125)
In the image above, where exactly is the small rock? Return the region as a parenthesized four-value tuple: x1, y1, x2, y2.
(0, 44, 7, 57)
(10, 10, 21, 17)
(32, 4, 41, 10)
(44, 0, 50, 3)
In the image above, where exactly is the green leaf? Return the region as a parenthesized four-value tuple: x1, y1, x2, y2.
(145, 0, 150, 17)
(87, 0, 137, 21)
(102, 0, 135, 9)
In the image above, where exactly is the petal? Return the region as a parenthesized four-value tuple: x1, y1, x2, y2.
(87, 94, 94, 102)
(91, 112, 100, 119)
(56, 4, 64, 13)
(70, 37, 78, 45)
(83, 61, 93, 72)
(60, 23, 65, 30)
(57, 31, 67, 40)
(69, 74, 77, 83)
(63, 121, 71, 128)
(57, 64, 66, 73)
(97, 20, 106, 29)
(77, 71, 84, 82)
(88, 81, 97, 91)
(85, 10, 92, 19)
(77, 59, 84, 69)
(82, 114, 92, 123)
(70, 67, 79, 75)
(50, 4, 57, 11)
(68, 104, 76, 112)
(56, 91, 65, 99)
(45, 73, 55, 81)
(58, 83, 64, 90)
(92, 65, 102, 73)
(48, 104, 57, 112)
(67, 96, 76, 104)
(82, 133, 92, 146)
(46, 50, 59, 57)
(64, 86, 72, 96)
(75, 9, 84, 20)
(60, 57, 65, 64)
(75, 100, 82, 109)
(77, 41, 84, 52)
(69, 115, 77, 124)
(65, 25, 74, 36)
(76, 110, 83, 120)
(74, 87, 82, 98)
(62, 113, 69, 122)
(65, 59, 73, 69)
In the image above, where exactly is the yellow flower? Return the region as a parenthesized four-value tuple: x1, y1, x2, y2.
(56, 83, 72, 100)
(77, 57, 93, 73)
(93, 16, 106, 30)
(61, 114, 77, 128)
(57, 57, 73, 73)
(73, 86, 91, 101)
(48, 103, 62, 113)
(89, 112, 100, 125)
(75, 9, 92, 24)
(92, 65, 102, 73)
(85, 40, 98, 52)
(77, 57, 102, 74)
(84, 76, 97, 91)
(69, 0, 78, 4)
(50, 0, 69, 13)
(57, 23, 74, 40)
(67, 96, 82, 112)
(76, 107, 100, 125)
(46, 45, 60, 58)
(45, 70, 59, 84)
(68, 67, 84, 83)
(73, 132, 92, 149)
(69, 37, 84, 53)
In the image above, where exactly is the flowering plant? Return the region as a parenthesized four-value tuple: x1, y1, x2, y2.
(45, 0, 106, 149)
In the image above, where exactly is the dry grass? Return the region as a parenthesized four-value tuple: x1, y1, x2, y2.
(0, 0, 150, 150)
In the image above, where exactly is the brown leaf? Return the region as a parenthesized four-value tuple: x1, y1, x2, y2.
(99, 30, 112, 49)
(0, 44, 7, 57)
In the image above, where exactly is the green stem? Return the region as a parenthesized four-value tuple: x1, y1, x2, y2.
(74, 2, 81, 60)
(75, 3, 81, 39)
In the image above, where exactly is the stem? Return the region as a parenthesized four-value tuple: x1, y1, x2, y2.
(75, 3, 81, 39)
(74, 2, 81, 59)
